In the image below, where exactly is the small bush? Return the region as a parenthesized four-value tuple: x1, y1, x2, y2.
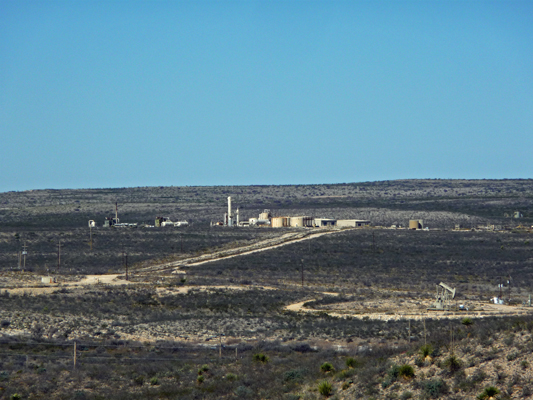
(133, 375, 144, 386)
(423, 379, 448, 398)
(197, 375, 205, 384)
(320, 362, 335, 373)
(521, 360, 529, 370)
(225, 372, 238, 381)
(346, 357, 363, 368)
(318, 380, 333, 397)
(10, 395, 22, 400)
(253, 353, 269, 363)
(420, 344, 434, 359)
(284, 369, 306, 382)
(150, 377, 159, 386)
(235, 385, 253, 398)
(462, 317, 473, 327)
(507, 351, 519, 361)
(398, 364, 415, 379)
(442, 355, 463, 374)
(477, 386, 500, 400)
(400, 391, 413, 400)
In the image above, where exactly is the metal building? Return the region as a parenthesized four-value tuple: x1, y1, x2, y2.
(336, 219, 371, 228)
(314, 218, 337, 227)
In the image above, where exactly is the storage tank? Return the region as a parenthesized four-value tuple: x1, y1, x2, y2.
(272, 217, 289, 228)
(409, 220, 423, 230)
(290, 216, 304, 227)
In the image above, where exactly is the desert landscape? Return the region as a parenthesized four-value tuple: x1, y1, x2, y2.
(0, 179, 532, 399)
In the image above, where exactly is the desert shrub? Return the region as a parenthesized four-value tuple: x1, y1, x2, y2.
(398, 364, 415, 379)
(197, 375, 205, 384)
(133, 375, 144, 386)
(1, 320, 10, 328)
(462, 317, 473, 327)
(345, 357, 363, 368)
(225, 372, 238, 381)
(477, 386, 500, 400)
(521, 360, 529, 369)
(283, 369, 307, 382)
(342, 380, 352, 390)
(320, 362, 335, 373)
(442, 355, 463, 374)
(507, 351, 519, 361)
(337, 368, 356, 379)
(420, 344, 434, 359)
(235, 385, 253, 398)
(253, 353, 269, 363)
(400, 391, 413, 400)
(150, 377, 159, 386)
(318, 380, 333, 396)
(422, 379, 448, 398)
(0, 371, 9, 382)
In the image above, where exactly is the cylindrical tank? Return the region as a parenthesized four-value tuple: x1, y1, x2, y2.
(290, 216, 304, 227)
(409, 220, 422, 230)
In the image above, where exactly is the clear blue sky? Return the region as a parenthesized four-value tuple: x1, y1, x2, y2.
(1, 0, 532, 192)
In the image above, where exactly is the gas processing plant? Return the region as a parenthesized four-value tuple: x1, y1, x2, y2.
(216, 196, 371, 229)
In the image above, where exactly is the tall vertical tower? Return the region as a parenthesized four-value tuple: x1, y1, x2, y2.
(227, 196, 233, 226)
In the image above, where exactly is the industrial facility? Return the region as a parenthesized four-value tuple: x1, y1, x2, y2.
(218, 196, 371, 229)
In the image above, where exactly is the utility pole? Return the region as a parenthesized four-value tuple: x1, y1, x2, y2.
(73, 342, 77, 370)
(89, 224, 93, 251)
(22, 242, 27, 273)
(180, 235, 183, 253)
(125, 253, 128, 281)
(57, 240, 61, 271)
(508, 275, 512, 303)
(499, 276, 503, 300)
(301, 259, 304, 287)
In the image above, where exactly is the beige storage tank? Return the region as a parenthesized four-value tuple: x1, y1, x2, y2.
(290, 216, 304, 227)
(259, 209, 272, 220)
(409, 220, 423, 230)
(272, 217, 290, 228)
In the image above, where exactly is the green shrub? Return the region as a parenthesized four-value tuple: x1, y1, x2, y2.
(345, 357, 363, 368)
(10, 395, 22, 400)
(201, 364, 209, 372)
(507, 352, 519, 361)
(477, 386, 500, 400)
(462, 317, 473, 327)
(320, 362, 335, 373)
(400, 391, 413, 400)
(423, 379, 448, 398)
(521, 360, 529, 370)
(318, 380, 333, 397)
(197, 375, 205, 384)
(283, 369, 306, 382)
(398, 364, 415, 379)
(225, 372, 238, 381)
(133, 375, 144, 386)
(235, 385, 253, 398)
(150, 377, 159, 386)
(253, 353, 269, 363)
(420, 344, 434, 359)
(442, 355, 463, 374)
